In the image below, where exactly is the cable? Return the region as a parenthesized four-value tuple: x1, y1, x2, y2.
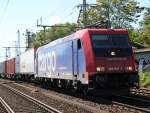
(0, 0, 6, 20)
(0, 0, 10, 16)
(44, 0, 69, 20)
(43, 0, 78, 24)
(61, 7, 79, 22)
(0, 0, 10, 43)
(0, 0, 10, 25)
(0, 0, 5, 12)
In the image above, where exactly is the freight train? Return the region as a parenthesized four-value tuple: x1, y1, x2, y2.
(0, 28, 139, 95)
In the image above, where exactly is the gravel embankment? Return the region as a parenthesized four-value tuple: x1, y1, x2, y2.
(0, 78, 142, 113)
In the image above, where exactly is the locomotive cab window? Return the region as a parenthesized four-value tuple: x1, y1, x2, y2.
(91, 34, 132, 57)
(91, 35, 130, 48)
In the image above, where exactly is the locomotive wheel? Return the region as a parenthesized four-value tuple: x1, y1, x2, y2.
(83, 86, 88, 96)
(76, 82, 83, 93)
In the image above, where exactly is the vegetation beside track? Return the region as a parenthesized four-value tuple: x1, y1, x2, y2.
(140, 72, 150, 87)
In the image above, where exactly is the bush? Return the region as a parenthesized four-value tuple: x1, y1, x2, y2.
(140, 72, 150, 87)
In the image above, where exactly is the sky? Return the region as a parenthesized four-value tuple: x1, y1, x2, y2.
(0, 0, 149, 61)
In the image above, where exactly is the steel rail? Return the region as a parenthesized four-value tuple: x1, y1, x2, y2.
(2, 84, 62, 113)
(111, 95, 150, 113)
(0, 97, 15, 113)
(131, 88, 150, 96)
(112, 101, 150, 113)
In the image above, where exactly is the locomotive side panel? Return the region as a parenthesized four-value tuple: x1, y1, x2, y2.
(54, 40, 73, 79)
(78, 44, 86, 84)
(36, 40, 74, 80)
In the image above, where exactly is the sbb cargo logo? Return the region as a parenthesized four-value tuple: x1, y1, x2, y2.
(38, 51, 56, 76)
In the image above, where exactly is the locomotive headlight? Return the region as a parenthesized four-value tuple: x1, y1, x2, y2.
(97, 67, 101, 71)
(97, 67, 105, 72)
(126, 66, 132, 71)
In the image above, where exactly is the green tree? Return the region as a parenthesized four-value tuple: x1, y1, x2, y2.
(31, 23, 78, 48)
(78, 6, 103, 27)
(139, 8, 150, 47)
(78, 0, 144, 28)
(129, 7, 150, 47)
(129, 29, 141, 43)
(142, 8, 150, 27)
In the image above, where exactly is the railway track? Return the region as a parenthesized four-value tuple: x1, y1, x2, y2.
(16, 82, 150, 113)
(108, 95, 150, 113)
(0, 83, 61, 113)
(0, 97, 15, 113)
(0, 81, 95, 113)
(1, 78, 150, 113)
(131, 88, 150, 96)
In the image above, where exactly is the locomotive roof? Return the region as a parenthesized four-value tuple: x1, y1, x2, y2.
(37, 28, 128, 51)
(76, 28, 128, 34)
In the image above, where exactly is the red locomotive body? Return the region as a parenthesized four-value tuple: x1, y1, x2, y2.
(74, 29, 138, 95)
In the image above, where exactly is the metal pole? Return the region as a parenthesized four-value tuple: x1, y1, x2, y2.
(43, 26, 46, 39)
(5, 48, 8, 61)
(83, 0, 87, 27)
(17, 30, 21, 55)
(107, 0, 110, 28)
(15, 41, 17, 57)
(26, 29, 31, 48)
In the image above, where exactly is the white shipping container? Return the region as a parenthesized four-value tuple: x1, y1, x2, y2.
(0, 61, 5, 74)
(16, 55, 20, 73)
(19, 48, 35, 74)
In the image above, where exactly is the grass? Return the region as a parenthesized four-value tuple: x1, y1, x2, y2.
(139, 72, 150, 87)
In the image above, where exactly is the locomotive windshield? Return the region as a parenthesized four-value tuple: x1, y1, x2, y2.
(91, 34, 132, 57)
(91, 35, 130, 47)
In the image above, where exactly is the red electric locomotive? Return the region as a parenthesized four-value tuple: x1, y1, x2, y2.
(75, 28, 138, 95)
(35, 28, 139, 95)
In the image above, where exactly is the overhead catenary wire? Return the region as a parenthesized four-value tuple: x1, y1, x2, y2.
(0, 0, 6, 23)
(0, 0, 6, 13)
(36, 2, 81, 36)
(0, 0, 10, 44)
(61, 7, 79, 22)
(42, 0, 78, 26)
(0, 0, 10, 25)
(0, 0, 9, 15)
(44, 0, 69, 20)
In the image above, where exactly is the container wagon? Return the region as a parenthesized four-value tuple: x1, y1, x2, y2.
(5, 58, 16, 79)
